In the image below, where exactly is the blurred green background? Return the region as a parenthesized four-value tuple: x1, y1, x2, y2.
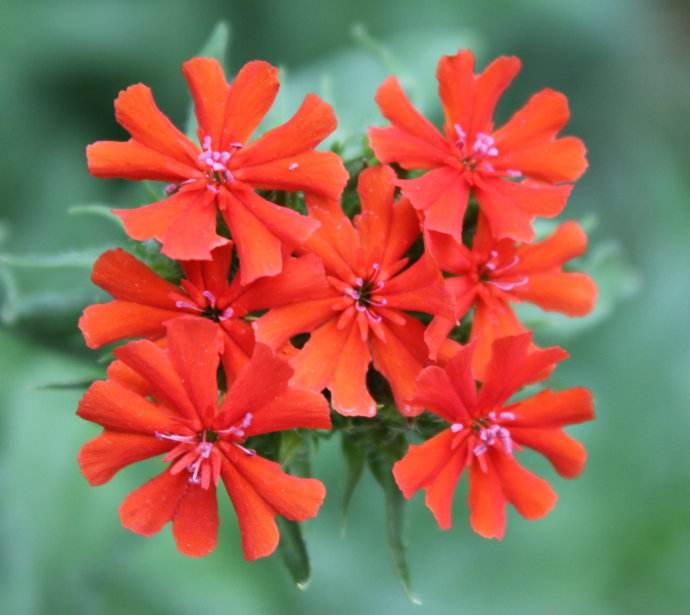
(1, 1, 689, 613)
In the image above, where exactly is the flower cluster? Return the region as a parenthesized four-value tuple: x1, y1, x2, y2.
(77, 50, 596, 564)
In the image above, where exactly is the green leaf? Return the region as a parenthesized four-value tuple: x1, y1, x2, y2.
(29, 378, 97, 391)
(0, 248, 106, 269)
(340, 431, 366, 531)
(350, 23, 407, 81)
(368, 438, 421, 605)
(184, 21, 232, 141)
(0, 266, 19, 324)
(68, 204, 123, 228)
(276, 517, 311, 590)
(129, 240, 182, 283)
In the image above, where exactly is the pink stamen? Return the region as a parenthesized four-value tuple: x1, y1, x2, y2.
(499, 411, 516, 421)
(219, 307, 234, 321)
(175, 300, 204, 313)
(288, 162, 299, 171)
(450, 422, 464, 433)
(155, 432, 195, 443)
(202, 290, 216, 308)
(487, 277, 528, 291)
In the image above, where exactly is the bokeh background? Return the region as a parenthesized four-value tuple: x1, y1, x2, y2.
(1, 1, 689, 613)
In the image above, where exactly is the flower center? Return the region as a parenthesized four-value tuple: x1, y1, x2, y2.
(175, 290, 234, 322)
(198, 136, 243, 192)
(343, 264, 387, 323)
(454, 124, 499, 172)
(156, 412, 254, 489)
(478, 250, 528, 291)
(450, 410, 516, 472)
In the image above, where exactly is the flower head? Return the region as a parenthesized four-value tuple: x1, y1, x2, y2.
(78, 244, 328, 381)
(369, 49, 587, 244)
(87, 58, 348, 283)
(393, 333, 594, 538)
(425, 218, 597, 376)
(77, 317, 330, 559)
(253, 164, 454, 417)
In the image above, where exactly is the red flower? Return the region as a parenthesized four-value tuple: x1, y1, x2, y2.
(425, 218, 597, 376)
(77, 317, 330, 559)
(78, 244, 327, 381)
(393, 333, 594, 539)
(369, 49, 587, 244)
(87, 58, 348, 283)
(253, 165, 453, 417)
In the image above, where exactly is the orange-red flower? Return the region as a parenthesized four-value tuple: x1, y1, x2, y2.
(77, 317, 330, 559)
(253, 164, 452, 417)
(369, 49, 587, 244)
(87, 58, 348, 283)
(78, 244, 327, 381)
(425, 218, 597, 376)
(393, 333, 594, 539)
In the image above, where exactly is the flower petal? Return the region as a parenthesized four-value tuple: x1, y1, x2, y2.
(87, 140, 200, 182)
(469, 55, 521, 135)
(220, 190, 283, 285)
(368, 126, 451, 169)
(252, 297, 336, 349)
(182, 57, 230, 145)
(90, 249, 180, 309)
(393, 429, 456, 499)
(240, 189, 321, 250)
(370, 316, 429, 416)
(78, 379, 183, 434)
(398, 168, 469, 244)
(232, 255, 329, 315)
(475, 178, 571, 242)
(119, 469, 188, 536)
(114, 84, 198, 164)
(468, 457, 506, 539)
(165, 317, 223, 422)
(172, 484, 219, 557)
(509, 387, 594, 427)
(513, 220, 588, 273)
(356, 165, 397, 265)
(497, 136, 587, 183)
(425, 448, 466, 530)
(78, 431, 171, 486)
(375, 76, 448, 149)
(233, 93, 336, 166)
(437, 50, 476, 135)
(329, 322, 375, 417)
(470, 299, 527, 381)
(491, 451, 558, 520)
(510, 427, 587, 478)
(234, 150, 348, 200)
(221, 458, 279, 560)
(216, 343, 293, 427)
(382, 253, 450, 317)
(245, 388, 331, 436)
(225, 445, 326, 521)
(220, 60, 279, 147)
(158, 189, 229, 261)
(494, 88, 571, 151)
(515, 272, 597, 316)
(79, 301, 177, 349)
(114, 338, 199, 423)
(413, 365, 467, 423)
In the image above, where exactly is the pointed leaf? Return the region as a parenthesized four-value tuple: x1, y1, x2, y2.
(68, 204, 123, 229)
(277, 517, 311, 590)
(368, 435, 421, 605)
(340, 431, 366, 531)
